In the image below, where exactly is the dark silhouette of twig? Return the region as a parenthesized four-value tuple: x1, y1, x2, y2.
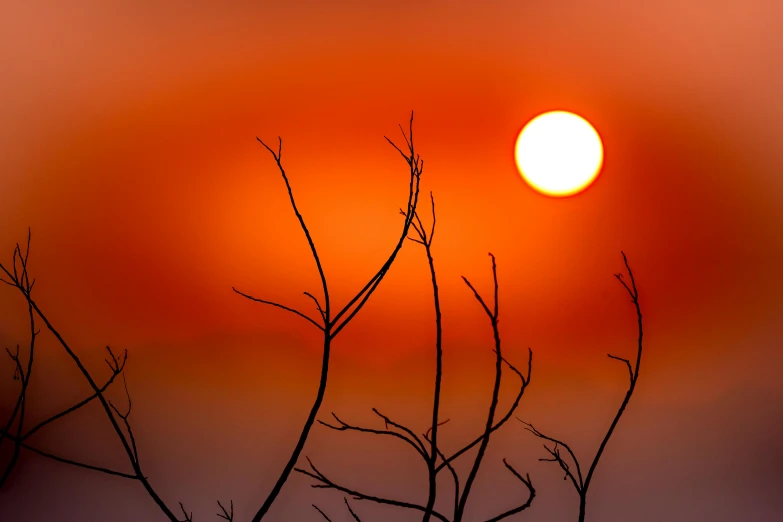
(318, 410, 429, 460)
(0, 232, 191, 522)
(454, 253, 506, 521)
(313, 503, 332, 521)
(0, 228, 38, 487)
(520, 252, 643, 522)
(179, 502, 193, 522)
(296, 457, 451, 522)
(217, 499, 234, 521)
(235, 112, 422, 522)
(2, 434, 137, 479)
(403, 192, 443, 522)
(20, 356, 126, 440)
(311, 497, 362, 522)
(0, 342, 129, 476)
(343, 497, 362, 521)
(484, 460, 535, 522)
(296, 199, 534, 521)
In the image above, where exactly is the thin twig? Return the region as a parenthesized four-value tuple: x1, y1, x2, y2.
(312, 504, 332, 521)
(217, 499, 234, 521)
(295, 458, 450, 522)
(247, 113, 422, 522)
(522, 252, 644, 522)
(231, 288, 324, 330)
(318, 412, 429, 462)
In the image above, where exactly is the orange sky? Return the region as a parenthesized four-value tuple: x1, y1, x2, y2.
(1, 1, 782, 521)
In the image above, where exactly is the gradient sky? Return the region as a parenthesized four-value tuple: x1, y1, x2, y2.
(1, 1, 782, 521)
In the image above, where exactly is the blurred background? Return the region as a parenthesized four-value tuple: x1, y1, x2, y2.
(1, 1, 782, 520)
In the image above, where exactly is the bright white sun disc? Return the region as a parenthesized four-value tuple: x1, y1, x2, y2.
(514, 111, 603, 197)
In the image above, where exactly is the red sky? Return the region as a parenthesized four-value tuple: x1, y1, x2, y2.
(1, 1, 782, 521)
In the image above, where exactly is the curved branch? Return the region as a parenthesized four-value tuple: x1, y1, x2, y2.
(344, 497, 362, 521)
(582, 251, 643, 492)
(4, 435, 138, 480)
(484, 460, 535, 522)
(232, 288, 324, 330)
(330, 112, 422, 337)
(312, 504, 332, 521)
(255, 136, 331, 322)
(521, 252, 644, 522)
(455, 253, 504, 520)
(371, 408, 429, 457)
(248, 114, 423, 522)
(295, 458, 450, 522)
(304, 291, 326, 322)
(217, 499, 234, 521)
(319, 412, 429, 462)
(519, 420, 583, 490)
(21, 347, 127, 441)
(436, 348, 531, 475)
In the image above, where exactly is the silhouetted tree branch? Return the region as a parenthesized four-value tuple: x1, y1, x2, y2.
(217, 499, 234, 521)
(0, 116, 422, 520)
(234, 112, 423, 522)
(484, 460, 535, 522)
(296, 198, 534, 522)
(0, 232, 191, 522)
(520, 252, 643, 522)
(313, 503, 332, 521)
(0, 343, 132, 481)
(0, 229, 38, 488)
(312, 497, 362, 522)
(297, 457, 451, 522)
(318, 409, 429, 461)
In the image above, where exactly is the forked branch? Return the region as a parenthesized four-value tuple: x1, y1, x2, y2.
(312, 497, 362, 522)
(484, 460, 535, 522)
(217, 499, 234, 521)
(0, 231, 186, 521)
(298, 202, 535, 522)
(295, 458, 451, 522)
(242, 113, 423, 522)
(521, 251, 643, 522)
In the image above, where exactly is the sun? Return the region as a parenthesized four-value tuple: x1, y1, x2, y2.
(514, 111, 604, 197)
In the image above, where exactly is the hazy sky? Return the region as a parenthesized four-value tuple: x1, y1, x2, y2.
(1, 1, 782, 521)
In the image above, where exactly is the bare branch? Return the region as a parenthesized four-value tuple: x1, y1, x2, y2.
(435, 347, 531, 474)
(248, 114, 423, 522)
(254, 135, 330, 327)
(582, 252, 644, 493)
(344, 497, 362, 522)
(519, 420, 583, 490)
(178, 502, 193, 522)
(232, 287, 324, 330)
(217, 499, 234, 521)
(484, 460, 535, 522)
(371, 408, 429, 457)
(521, 252, 645, 522)
(455, 252, 504, 520)
(295, 458, 450, 522)
(19, 289, 181, 519)
(424, 418, 450, 441)
(304, 291, 326, 322)
(318, 412, 429, 462)
(330, 112, 422, 336)
(424, 429, 460, 516)
(607, 354, 633, 383)
(108, 375, 139, 464)
(312, 504, 332, 521)
(0, 271, 38, 487)
(1, 434, 137, 479)
(21, 347, 127, 441)
(461, 253, 499, 322)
